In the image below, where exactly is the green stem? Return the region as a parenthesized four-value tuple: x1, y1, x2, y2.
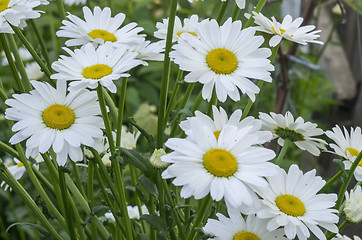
(71, 161, 86, 197)
(0, 86, 7, 102)
(274, 139, 290, 165)
(0, 161, 63, 240)
(29, 20, 52, 71)
(191, 92, 203, 113)
(164, 70, 183, 126)
(104, 89, 118, 123)
(56, 0, 66, 20)
(87, 160, 95, 203)
(0, 141, 20, 159)
(335, 151, 362, 210)
(318, 170, 343, 193)
(231, 5, 240, 21)
(206, 91, 217, 116)
(116, 78, 128, 147)
(186, 196, 212, 240)
(156, 0, 178, 148)
(7, 34, 32, 92)
(326, 221, 348, 240)
(244, 0, 267, 28)
(216, 0, 229, 23)
(59, 170, 78, 240)
(0, 34, 25, 92)
(10, 26, 54, 82)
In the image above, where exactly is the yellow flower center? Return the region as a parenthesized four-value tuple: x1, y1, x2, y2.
(17, 162, 24, 167)
(42, 104, 75, 130)
(233, 231, 261, 240)
(346, 148, 362, 166)
(213, 130, 221, 140)
(0, 0, 10, 12)
(82, 64, 113, 79)
(176, 31, 197, 38)
(271, 26, 286, 35)
(203, 148, 237, 177)
(206, 48, 238, 74)
(88, 29, 117, 42)
(275, 194, 305, 217)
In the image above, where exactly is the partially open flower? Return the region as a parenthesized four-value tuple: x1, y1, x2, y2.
(343, 186, 362, 224)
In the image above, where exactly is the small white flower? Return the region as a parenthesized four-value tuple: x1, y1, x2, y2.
(51, 42, 142, 93)
(154, 15, 207, 42)
(0, 0, 48, 34)
(57, 6, 144, 47)
(203, 213, 286, 240)
(162, 118, 277, 209)
(25, 62, 44, 80)
(104, 211, 115, 222)
(343, 185, 362, 224)
(1, 47, 32, 65)
(150, 148, 168, 169)
(325, 125, 362, 181)
(333, 234, 361, 240)
(127, 205, 149, 220)
(257, 164, 339, 240)
(130, 39, 165, 64)
(259, 111, 326, 156)
(170, 18, 274, 102)
(251, 11, 323, 47)
(5, 80, 104, 166)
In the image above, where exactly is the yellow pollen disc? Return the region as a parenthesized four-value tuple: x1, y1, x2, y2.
(17, 162, 24, 167)
(176, 31, 197, 38)
(42, 104, 75, 130)
(82, 64, 113, 79)
(213, 130, 221, 140)
(203, 148, 237, 177)
(291, 34, 294, 37)
(206, 48, 238, 74)
(0, 0, 10, 12)
(275, 194, 306, 217)
(233, 231, 260, 240)
(346, 148, 362, 166)
(88, 29, 117, 42)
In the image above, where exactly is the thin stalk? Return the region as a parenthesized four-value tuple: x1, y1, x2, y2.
(206, 91, 217, 116)
(191, 92, 203, 113)
(0, 141, 20, 159)
(335, 151, 362, 210)
(116, 78, 128, 147)
(32, 166, 54, 194)
(97, 85, 115, 153)
(318, 170, 343, 193)
(274, 139, 291, 165)
(7, 34, 32, 92)
(231, 5, 240, 21)
(11, 26, 53, 82)
(0, 34, 25, 92)
(216, 0, 229, 23)
(71, 161, 86, 197)
(244, 0, 267, 28)
(56, 0, 66, 20)
(185, 196, 213, 240)
(0, 161, 63, 240)
(0, 86, 7, 102)
(87, 160, 95, 203)
(164, 70, 183, 126)
(59, 170, 78, 240)
(29, 20, 52, 70)
(326, 221, 348, 240)
(104, 89, 118, 122)
(156, 0, 178, 148)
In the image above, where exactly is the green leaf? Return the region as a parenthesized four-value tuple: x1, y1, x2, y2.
(6, 222, 50, 238)
(140, 214, 167, 232)
(138, 175, 158, 198)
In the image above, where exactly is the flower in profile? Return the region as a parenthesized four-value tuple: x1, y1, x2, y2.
(257, 164, 338, 240)
(170, 18, 273, 102)
(127, 205, 149, 220)
(162, 118, 277, 209)
(150, 148, 168, 169)
(259, 111, 326, 156)
(57, 6, 144, 47)
(154, 15, 208, 42)
(51, 42, 142, 93)
(203, 213, 286, 240)
(0, 0, 48, 33)
(325, 125, 362, 181)
(25, 62, 44, 80)
(251, 11, 323, 47)
(130, 39, 165, 64)
(5, 80, 104, 166)
(343, 185, 362, 224)
(333, 234, 361, 240)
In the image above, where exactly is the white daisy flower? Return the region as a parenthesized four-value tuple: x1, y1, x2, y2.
(154, 15, 208, 42)
(343, 185, 362, 224)
(259, 111, 326, 156)
(1, 47, 32, 65)
(0, 0, 48, 34)
(251, 11, 323, 47)
(325, 125, 362, 181)
(203, 213, 286, 240)
(257, 164, 339, 240)
(127, 205, 149, 220)
(56, 6, 144, 47)
(104, 211, 115, 222)
(63, 0, 86, 6)
(333, 234, 361, 240)
(25, 62, 44, 80)
(5, 80, 104, 166)
(180, 106, 270, 144)
(51, 42, 142, 93)
(161, 118, 277, 209)
(188, 0, 246, 9)
(170, 18, 274, 102)
(130, 39, 165, 64)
